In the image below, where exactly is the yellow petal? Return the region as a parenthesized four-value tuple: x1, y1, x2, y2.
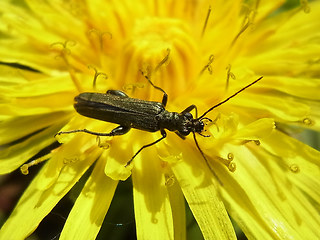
(235, 91, 310, 122)
(0, 148, 99, 239)
(60, 155, 118, 240)
(104, 133, 135, 181)
(234, 118, 275, 140)
(35, 132, 98, 190)
(261, 130, 320, 205)
(168, 138, 237, 240)
(165, 171, 186, 240)
(0, 124, 63, 174)
(261, 77, 320, 100)
(0, 112, 70, 145)
(132, 148, 174, 240)
(220, 144, 320, 239)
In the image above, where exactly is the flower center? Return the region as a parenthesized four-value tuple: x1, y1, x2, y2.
(115, 17, 198, 99)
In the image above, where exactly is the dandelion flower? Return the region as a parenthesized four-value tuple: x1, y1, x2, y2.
(1, 0, 320, 239)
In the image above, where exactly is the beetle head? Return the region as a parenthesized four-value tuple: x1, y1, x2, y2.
(178, 112, 206, 136)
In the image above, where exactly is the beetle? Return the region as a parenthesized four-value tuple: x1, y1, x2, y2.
(56, 73, 263, 174)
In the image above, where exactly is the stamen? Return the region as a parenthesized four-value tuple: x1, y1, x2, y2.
(88, 28, 112, 51)
(88, 65, 108, 89)
(96, 136, 110, 149)
(165, 174, 175, 187)
(199, 54, 214, 75)
(231, 15, 250, 47)
(216, 153, 236, 172)
(242, 0, 260, 26)
(252, 0, 260, 23)
(20, 153, 51, 175)
(50, 40, 82, 92)
(154, 48, 171, 73)
(225, 64, 236, 91)
(231, 0, 260, 48)
(289, 164, 300, 173)
(201, 6, 212, 37)
(141, 49, 171, 85)
(50, 40, 76, 57)
(123, 82, 145, 93)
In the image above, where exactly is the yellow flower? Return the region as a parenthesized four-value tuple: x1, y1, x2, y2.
(1, 0, 320, 239)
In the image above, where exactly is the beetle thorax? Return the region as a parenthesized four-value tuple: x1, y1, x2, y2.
(158, 111, 180, 131)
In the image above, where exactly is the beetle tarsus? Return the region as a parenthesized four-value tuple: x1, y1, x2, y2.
(55, 125, 131, 137)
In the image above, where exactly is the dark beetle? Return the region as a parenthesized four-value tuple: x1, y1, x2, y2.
(74, 90, 203, 137)
(56, 75, 262, 173)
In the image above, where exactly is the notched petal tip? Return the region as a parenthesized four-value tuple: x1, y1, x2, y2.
(104, 159, 132, 181)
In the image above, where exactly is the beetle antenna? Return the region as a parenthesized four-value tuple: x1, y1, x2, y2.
(197, 76, 263, 120)
(192, 132, 222, 185)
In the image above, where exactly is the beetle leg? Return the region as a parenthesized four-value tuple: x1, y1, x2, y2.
(106, 90, 129, 98)
(140, 50, 170, 107)
(108, 125, 131, 135)
(125, 129, 167, 167)
(161, 91, 168, 107)
(175, 131, 186, 140)
(142, 73, 168, 107)
(55, 125, 131, 137)
(181, 104, 198, 118)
